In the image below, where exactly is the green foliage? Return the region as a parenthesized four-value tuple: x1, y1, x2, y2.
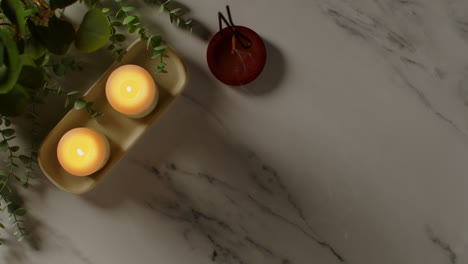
(153, 0, 192, 31)
(1, 0, 25, 36)
(75, 8, 111, 53)
(0, 31, 21, 95)
(28, 16, 76, 55)
(0, 0, 194, 243)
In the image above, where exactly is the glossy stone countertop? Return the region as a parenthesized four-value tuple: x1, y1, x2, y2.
(3, 0, 468, 263)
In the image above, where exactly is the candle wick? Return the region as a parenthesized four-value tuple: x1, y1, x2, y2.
(231, 34, 236, 54)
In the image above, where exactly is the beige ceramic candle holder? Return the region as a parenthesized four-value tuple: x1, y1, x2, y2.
(38, 40, 188, 194)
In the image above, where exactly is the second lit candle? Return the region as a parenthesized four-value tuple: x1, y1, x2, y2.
(105, 64, 158, 118)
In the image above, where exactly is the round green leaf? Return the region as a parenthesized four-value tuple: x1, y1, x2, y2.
(24, 38, 46, 60)
(0, 31, 22, 95)
(1, 0, 25, 37)
(75, 8, 111, 53)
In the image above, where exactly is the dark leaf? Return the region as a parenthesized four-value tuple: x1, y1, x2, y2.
(19, 155, 31, 164)
(111, 21, 123, 27)
(14, 208, 26, 216)
(0, 85, 30, 116)
(111, 34, 126, 42)
(2, 129, 15, 137)
(17, 64, 44, 91)
(50, 0, 77, 9)
(53, 63, 66, 76)
(9, 146, 19, 152)
(45, 16, 75, 55)
(115, 9, 125, 19)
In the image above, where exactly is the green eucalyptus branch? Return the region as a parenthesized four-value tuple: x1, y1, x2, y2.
(0, 116, 27, 242)
(155, 0, 192, 30)
(42, 81, 103, 118)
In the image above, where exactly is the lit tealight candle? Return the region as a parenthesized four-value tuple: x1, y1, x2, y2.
(105, 64, 158, 118)
(57, 128, 110, 176)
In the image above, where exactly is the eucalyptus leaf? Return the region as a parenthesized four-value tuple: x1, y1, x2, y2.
(66, 91, 80, 96)
(1, 0, 25, 37)
(9, 146, 19, 152)
(50, 0, 77, 9)
(75, 8, 111, 53)
(170, 8, 181, 14)
(123, 16, 136, 25)
(14, 208, 26, 216)
(122, 6, 135, 12)
(153, 45, 167, 51)
(2, 129, 15, 137)
(74, 98, 87, 110)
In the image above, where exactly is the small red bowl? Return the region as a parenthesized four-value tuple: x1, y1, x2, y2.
(207, 26, 266, 86)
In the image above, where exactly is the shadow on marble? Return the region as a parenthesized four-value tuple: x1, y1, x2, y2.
(80, 61, 344, 263)
(237, 39, 286, 96)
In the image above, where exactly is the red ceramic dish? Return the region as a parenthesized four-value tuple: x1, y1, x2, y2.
(207, 26, 266, 86)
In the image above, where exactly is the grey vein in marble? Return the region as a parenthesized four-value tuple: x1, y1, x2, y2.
(135, 157, 345, 264)
(426, 227, 457, 264)
(319, 0, 466, 135)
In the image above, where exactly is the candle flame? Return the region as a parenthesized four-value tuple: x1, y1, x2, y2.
(77, 148, 85, 156)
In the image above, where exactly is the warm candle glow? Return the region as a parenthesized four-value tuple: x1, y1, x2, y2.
(105, 64, 158, 118)
(57, 128, 110, 176)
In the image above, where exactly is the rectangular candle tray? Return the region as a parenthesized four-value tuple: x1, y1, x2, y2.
(38, 40, 188, 194)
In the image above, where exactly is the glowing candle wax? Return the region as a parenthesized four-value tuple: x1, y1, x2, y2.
(57, 128, 110, 176)
(105, 64, 158, 118)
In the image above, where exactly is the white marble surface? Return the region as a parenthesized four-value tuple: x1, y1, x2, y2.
(3, 0, 468, 263)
